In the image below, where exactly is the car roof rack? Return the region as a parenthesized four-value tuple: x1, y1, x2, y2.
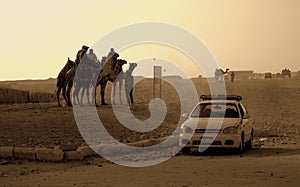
(200, 95, 242, 101)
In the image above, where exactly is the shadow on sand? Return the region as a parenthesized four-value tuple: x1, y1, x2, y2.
(180, 147, 300, 157)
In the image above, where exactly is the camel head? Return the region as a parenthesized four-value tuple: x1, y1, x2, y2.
(129, 63, 137, 70)
(126, 63, 137, 75)
(115, 59, 127, 69)
(111, 53, 119, 61)
(67, 57, 75, 64)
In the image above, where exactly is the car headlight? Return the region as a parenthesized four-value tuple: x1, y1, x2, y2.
(223, 126, 240, 134)
(180, 125, 193, 133)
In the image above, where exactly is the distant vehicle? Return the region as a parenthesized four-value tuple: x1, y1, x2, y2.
(264, 72, 272, 79)
(179, 95, 253, 154)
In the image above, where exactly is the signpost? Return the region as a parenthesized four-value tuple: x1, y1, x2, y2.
(153, 65, 162, 99)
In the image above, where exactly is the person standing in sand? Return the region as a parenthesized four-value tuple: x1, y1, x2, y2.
(230, 71, 235, 82)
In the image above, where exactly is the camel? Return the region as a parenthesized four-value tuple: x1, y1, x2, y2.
(215, 68, 230, 81)
(65, 57, 98, 107)
(95, 57, 127, 106)
(56, 57, 76, 106)
(72, 58, 99, 106)
(65, 61, 78, 106)
(56, 46, 88, 106)
(124, 63, 137, 105)
(113, 63, 137, 105)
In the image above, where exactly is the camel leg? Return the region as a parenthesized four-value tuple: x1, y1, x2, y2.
(66, 84, 73, 107)
(112, 81, 117, 105)
(62, 86, 68, 105)
(73, 87, 78, 105)
(56, 86, 62, 107)
(91, 85, 96, 106)
(129, 89, 134, 105)
(57, 76, 68, 106)
(56, 76, 65, 107)
(80, 86, 85, 105)
(125, 86, 130, 105)
(73, 85, 81, 106)
(72, 87, 76, 105)
(80, 85, 89, 105)
(94, 85, 99, 107)
(86, 85, 91, 105)
(119, 80, 123, 104)
(77, 87, 82, 105)
(72, 85, 77, 105)
(101, 82, 108, 105)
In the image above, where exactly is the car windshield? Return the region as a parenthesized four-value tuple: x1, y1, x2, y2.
(190, 103, 239, 118)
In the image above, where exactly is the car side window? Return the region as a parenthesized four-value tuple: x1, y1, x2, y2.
(238, 104, 245, 118)
(239, 103, 250, 119)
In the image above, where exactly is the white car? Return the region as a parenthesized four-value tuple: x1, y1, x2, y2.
(179, 95, 253, 153)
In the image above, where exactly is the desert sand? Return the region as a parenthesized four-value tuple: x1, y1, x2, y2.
(0, 78, 300, 186)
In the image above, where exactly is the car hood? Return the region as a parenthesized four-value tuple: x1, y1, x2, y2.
(182, 117, 241, 130)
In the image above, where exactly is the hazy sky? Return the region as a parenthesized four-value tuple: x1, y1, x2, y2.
(1, 0, 299, 80)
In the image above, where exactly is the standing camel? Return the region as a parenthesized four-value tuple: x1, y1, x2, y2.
(124, 63, 137, 105)
(56, 57, 76, 106)
(214, 68, 230, 81)
(113, 63, 137, 105)
(65, 57, 95, 107)
(56, 45, 88, 106)
(95, 58, 127, 105)
(72, 58, 98, 106)
(65, 61, 78, 106)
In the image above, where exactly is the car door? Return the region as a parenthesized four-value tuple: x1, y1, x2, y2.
(238, 103, 252, 141)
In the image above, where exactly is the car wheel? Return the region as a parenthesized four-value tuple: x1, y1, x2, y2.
(180, 147, 190, 155)
(235, 135, 244, 154)
(245, 131, 253, 150)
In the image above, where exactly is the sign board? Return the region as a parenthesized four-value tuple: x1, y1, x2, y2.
(154, 66, 162, 79)
(153, 66, 162, 98)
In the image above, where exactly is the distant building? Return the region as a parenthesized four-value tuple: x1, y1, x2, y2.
(229, 70, 254, 80)
(250, 73, 265, 80)
(162, 75, 183, 80)
(291, 71, 300, 79)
